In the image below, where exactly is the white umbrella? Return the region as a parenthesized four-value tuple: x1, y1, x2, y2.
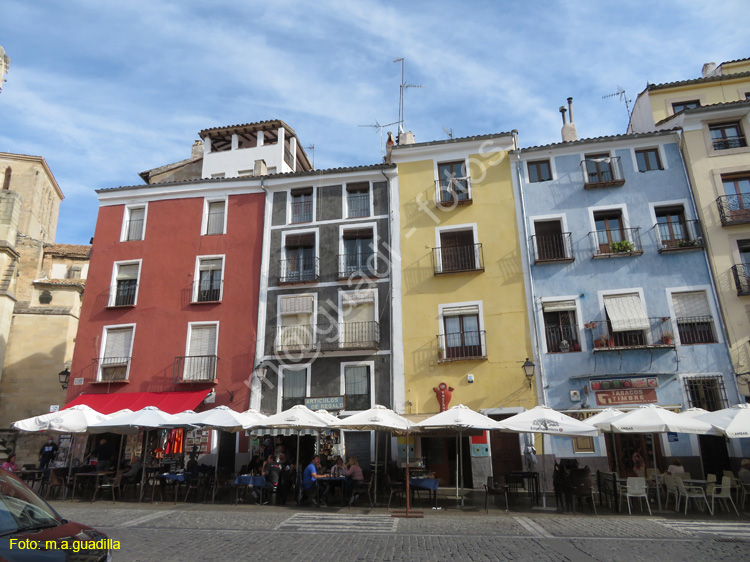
(416, 405, 504, 508)
(678, 408, 723, 436)
(334, 405, 413, 507)
(585, 408, 625, 474)
(12, 405, 110, 434)
(695, 404, 750, 439)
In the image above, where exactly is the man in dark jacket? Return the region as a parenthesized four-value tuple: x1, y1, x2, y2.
(38, 437, 58, 469)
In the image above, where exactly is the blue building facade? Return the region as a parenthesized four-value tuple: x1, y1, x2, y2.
(514, 130, 749, 478)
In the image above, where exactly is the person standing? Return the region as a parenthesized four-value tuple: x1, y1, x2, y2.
(38, 437, 58, 469)
(739, 458, 750, 484)
(88, 438, 113, 471)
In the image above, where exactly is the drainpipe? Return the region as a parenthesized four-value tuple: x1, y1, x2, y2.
(675, 130, 743, 404)
(250, 175, 271, 411)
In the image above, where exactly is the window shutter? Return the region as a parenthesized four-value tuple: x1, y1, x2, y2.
(443, 305, 480, 317)
(343, 229, 374, 240)
(103, 327, 133, 358)
(280, 296, 314, 315)
(542, 300, 577, 312)
(342, 291, 375, 306)
(189, 325, 217, 356)
(672, 292, 711, 318)
(206, 201, 225, 235)
(603, 294, 649, 331)
(285, 233, 315, 247)
(117, 264, 139, 280)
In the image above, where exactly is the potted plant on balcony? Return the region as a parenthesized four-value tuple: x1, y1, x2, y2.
(677, 238, 700, 248)
(661, 331, 674, 345)
(559, 339, 570, 353)
(610, 240, 635, 253)
(595, 335, 610, 348)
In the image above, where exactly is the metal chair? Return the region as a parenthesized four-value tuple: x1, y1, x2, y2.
(484, 476, 509, 514)
(709, 476, 739, 516)
(385, 473, 405, 509)
(92, 471, 122, 503)
(349, 475, 374, 508)
(676, 476, 711, 515)
(45, 468, 70, 501)
(625, 477, 651, 515)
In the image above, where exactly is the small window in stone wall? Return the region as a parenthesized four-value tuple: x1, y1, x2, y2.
(39, 290, 52, 304)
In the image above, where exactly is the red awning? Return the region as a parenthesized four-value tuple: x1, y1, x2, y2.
(63, 390, 211, 415)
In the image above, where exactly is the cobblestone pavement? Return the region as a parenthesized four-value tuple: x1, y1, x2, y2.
(50, 502, 750, 562)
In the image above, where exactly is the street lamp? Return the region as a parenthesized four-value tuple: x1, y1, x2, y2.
(522, 358, 535, 388)
(58, 367, 70, 390)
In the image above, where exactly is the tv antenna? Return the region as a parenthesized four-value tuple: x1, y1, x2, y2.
(443, 127, 453, 139)
(304, 144, 315, 169)
(358, 119, 400, 158)
(393, 57, 423, 133)
(602, 85, 632, 118)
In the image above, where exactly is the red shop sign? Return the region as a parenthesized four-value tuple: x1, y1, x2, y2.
(595, 388, 657, 406)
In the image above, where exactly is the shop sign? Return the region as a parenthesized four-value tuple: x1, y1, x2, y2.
(590, 377, 658, 391)
(305, 396, 345, 410)
(667, 432, 678, 442)
(595, 388, 657, 406)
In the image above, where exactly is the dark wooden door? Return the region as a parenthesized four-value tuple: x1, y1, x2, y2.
(489, 422, 522, 478)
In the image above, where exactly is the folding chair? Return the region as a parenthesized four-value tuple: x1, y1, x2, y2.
(708, 476, 739, 516)
(625, 477, 651, 516)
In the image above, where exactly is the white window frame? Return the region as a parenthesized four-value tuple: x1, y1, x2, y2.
(528, 213, 570, 261)
(338, 288, 378, 348)
(287, 187, 316, 225)
(98, 323, 136, 382)
(665, 285, 723, 345)
(629, 144, 669, 173)
(281, 228, 319, 282)
(339, 360, 375, 414)
(277, 363, 312, 413)
(433, 157, 472, 203)
(201, 197, 228, 235)
(120, 203, 148, 242)
(184, 321, 219, 378)
(434, 223, 479, 274)
(587, 204, 632, 232)
(192, 254, 225, 303)
(343, 181, 373, 219)
(276, 293, 318, 351)
(438, 299, 486, 355)
(109, 259, 142, 307)
(525, 158, 557, 183)
(537, 295, 586, 353)
(338, 221, 378, 274)
(596, 288, 649, 340)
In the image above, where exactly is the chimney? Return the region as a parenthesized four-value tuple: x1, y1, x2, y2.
(561, 97, 578, 142)
(385, 131, 395, 164)
(254, 159, 268, 176)
(398, 131, 416, 145)
(191, 140, 204, 159)
(702, 62, 719, 78)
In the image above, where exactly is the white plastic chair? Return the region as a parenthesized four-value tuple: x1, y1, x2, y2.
(676, 476, 712, 515)
(625, 477, 651, 516)
(709, 476, 739, 516)
(663, 474, 679, 511)
(723, 470, 741, 502)
(740, 481, 750, 510)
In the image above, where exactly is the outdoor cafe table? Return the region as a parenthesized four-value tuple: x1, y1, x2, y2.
(18, 469, 47, 492)
(160, 473, 192, 503)
(321, 476, 348, 507)
(71, 471, 114, 502)
(410, 477, 439, 508)
(234, 475, 267, 504)
(505, 471, 540, 505)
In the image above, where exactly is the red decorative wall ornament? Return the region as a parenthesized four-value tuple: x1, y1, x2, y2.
(433, 382, 454, 412)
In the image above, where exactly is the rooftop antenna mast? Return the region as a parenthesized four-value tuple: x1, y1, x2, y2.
(305, 144, 315, 169)
(602, 85, 632, 118)
(393, 57, 423, 133)
(358, 119, 400, 158)
(443, 127, 453, 139)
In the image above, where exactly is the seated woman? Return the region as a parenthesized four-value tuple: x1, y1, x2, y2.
(666, 458, 685, 476)
(345, 456, 365, 505)
(1, 453, 18, 472)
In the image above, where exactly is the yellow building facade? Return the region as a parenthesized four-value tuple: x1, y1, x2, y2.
(390, 132, 536, 485)
(629, 58, 750, 394)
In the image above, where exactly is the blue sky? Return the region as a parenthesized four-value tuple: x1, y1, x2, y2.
(1, 1, 749, 245)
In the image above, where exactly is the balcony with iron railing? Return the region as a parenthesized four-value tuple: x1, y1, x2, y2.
(347, 193, 370, 218)
(531, 233, 574, 263)
(712, 135, 747, 151)
(274, 322, 380, 353)
(589, 228, 643, 258)
(279, 256, 319, 284)
(435, 178, 472, 207)
(436, 331, 487, 362)
(731, 264, 750, 296)
(717, 194, 750, 226)
(108, 282, 138, 307)
(675, 316, 718, 344)
(581, 156, 625, 189)
(173, 355, 218, 383)
(94, 357, 131, 383)
(588, 318, 676, 351)
(432, 243, 484, 274)
(655, 219, 704, 252)
(545, 325, 582, 353)
(192, 280, 223, 303)
(290, 199, 313, 223)
(338, 253, 377, 279)
(274, 325, 316, 353)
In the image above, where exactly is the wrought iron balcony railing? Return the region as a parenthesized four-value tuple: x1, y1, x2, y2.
(588, 318, 675, 351)
(712, 136, 747, 151)
(173, 355, 218, 383)
(338, 253, 377, 279)
(731, 264, 750, 296)
(717, 194, 750, 226)
(432, 243, 484, 274)
(589, 228, 643, 257)
(274, 322, 380, 353)
(108, 282, 138, 307)
(581, 156, 625, 189)
(290, 200, 313, 223)
(347, 193, 370, 218)
(676, 316, 717, 344)
(435, 177, 472, 207)
(531, 232, 574, 263)
(544, 325, 582, 353)
(95, 356, 131, 382)
(655, 219, 704, 252)
(192, 280, 223, 303)
(279, 257, 319, 284)
(436, 331, 487, 362)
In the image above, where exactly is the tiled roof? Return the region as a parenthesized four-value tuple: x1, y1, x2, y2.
(647, 71, 750, 92)
(199, 119, 293, 137)
(97, 163, 396, 193)
(655, 99, 750, 126)
(44, 244, 91, 258)
(520, 129, 681, 153)
(392, 131, 515, 150)
(33, 278, 86, 288)
(720, 57, 750, 66)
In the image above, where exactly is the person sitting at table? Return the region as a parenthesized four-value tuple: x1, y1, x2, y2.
(88, 438, 113, 472)
(121, 456, 143, 484)
(38, 437, 58, 470)
(248, 454, 263, 475)
(739, 458, 750, 484)
(632, 451, 646, 478)
(666, 458, 685, 476)
(331, 457, 346, 477)
(302, 455, 326, 506)
(345, 456, 364, 505)
(2, 453, 18, 472)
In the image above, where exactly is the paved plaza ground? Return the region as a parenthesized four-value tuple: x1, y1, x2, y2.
(50, 491, 750, 562)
